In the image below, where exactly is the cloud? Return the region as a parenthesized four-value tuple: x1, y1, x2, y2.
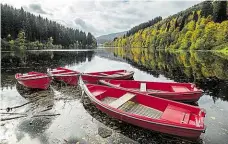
(1, 0, 202, 37)
(74, 18, 86, 28)
(28, 4, 47, 14)
(74, 18, 97, 34)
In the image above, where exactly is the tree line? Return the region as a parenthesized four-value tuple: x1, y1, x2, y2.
(125, 16, 162, 37)
(1, 4, 97, 50)
(107, 1, 228, 51)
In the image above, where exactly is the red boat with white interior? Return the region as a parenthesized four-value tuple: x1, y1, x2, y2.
(47, 67, 80, 86)
(15, 71, 52, 90)
(81, 69, 134, 84)
(99, 79, 203, 102)
(48, 67, 134, 85)
(80, 79, 206, 139)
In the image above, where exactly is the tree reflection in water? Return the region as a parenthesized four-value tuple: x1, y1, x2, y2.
(16, 117, 52, 144)
(112, 48, 228, 102)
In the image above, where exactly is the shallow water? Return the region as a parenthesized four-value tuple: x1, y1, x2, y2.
(1, 48, 228, 144)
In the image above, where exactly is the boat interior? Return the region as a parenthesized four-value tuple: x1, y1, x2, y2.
(88, 70, 127, 77)
(103, 80, 199, 93)
(49, 67, 79, 75)
(16, 72, 48, 79)
(86, 84, 204, 128)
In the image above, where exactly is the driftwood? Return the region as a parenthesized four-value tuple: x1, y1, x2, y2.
(32, 114, 60, 117)
(40, 107, 52, 112)
(0, 113, 60, 121)
(0, 116, 27, 121)
(1, 97, 45, 112)
(0, 112, 27, 116)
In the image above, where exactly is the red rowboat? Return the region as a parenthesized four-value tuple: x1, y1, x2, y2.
(81, 70, 134, 84)
(47, 67, 80, 86)
(15, 71, 52, 90)
(80, 79, 206, 139)
(48, 67, 134, 85)
(99, 80, 203, 102)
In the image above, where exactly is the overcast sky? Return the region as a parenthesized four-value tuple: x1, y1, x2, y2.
(2, 0, 202, 37)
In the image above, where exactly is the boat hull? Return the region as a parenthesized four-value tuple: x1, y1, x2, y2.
(82, 71, 134, 84)
(94, 102, 203, 139)
(53, 75, 79, 86)
(47, 67, 80, 86)
(16, 73, 51, 90)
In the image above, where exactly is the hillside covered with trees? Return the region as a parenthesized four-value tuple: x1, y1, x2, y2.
(107, 1, 228, 51)
(1, 4, 97, 50)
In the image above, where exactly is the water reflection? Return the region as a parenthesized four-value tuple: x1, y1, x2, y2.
(1, 51, 95, 88)
(1, 50, 95, 72)
(111, 48, 228, 102)
(1, 49, 228, 144)
(16, 117, 53, 144)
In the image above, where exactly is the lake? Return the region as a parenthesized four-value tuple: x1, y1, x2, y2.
(1, 48, 228, 144)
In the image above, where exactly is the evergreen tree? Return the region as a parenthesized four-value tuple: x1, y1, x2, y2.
(193, 11, 199, 22)
(179, 15, 187, 31)
(213, 1, 227, 23)
(86, 32, 93, 45)
(201, 1, 213, 18)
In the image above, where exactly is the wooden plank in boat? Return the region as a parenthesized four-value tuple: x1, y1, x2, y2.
(172, 86, 190, 92)
(20, 74, 41, 78)
(99, 73, 110, 76)
(117, 72, 126, 75)
(109, 74, 121, 77)
(51, 69, 66, 73)
(119, 102, 163, 119)
(140, 83, 147, 92)
(60, 71, 77, 74)
(109, 93, 136, 109)
(161, 105, 190, 123)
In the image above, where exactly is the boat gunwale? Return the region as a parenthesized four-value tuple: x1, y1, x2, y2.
(99, 80, 203, 95)
(15, 73, 51, 81)
(82, 71, 134, 79)
(49, 73, 80, 77)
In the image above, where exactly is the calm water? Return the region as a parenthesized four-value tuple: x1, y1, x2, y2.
(1, 48, 228, 144)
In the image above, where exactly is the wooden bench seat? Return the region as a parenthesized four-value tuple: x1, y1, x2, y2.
(99, 73, 110, 76)
(59, 71, 77, 74)
(117, 72, 127, 75)
(110, 74, 122, 77)
(109, 93, 136, 109)
(172, 86, 190, 92)
(20, 74, 41, 78)
(161, 104, 190, 124)
(140, 83, 147, 92)
(50, 69, 66, 73)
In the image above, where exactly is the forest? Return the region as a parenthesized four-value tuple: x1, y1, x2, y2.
(1, 4, 97, 50)
(106, 1, 228, 51)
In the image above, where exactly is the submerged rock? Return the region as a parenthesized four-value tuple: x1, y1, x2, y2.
(98, 127, 112, 138)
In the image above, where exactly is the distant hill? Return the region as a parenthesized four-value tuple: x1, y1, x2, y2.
(96, 31, 126, 44)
